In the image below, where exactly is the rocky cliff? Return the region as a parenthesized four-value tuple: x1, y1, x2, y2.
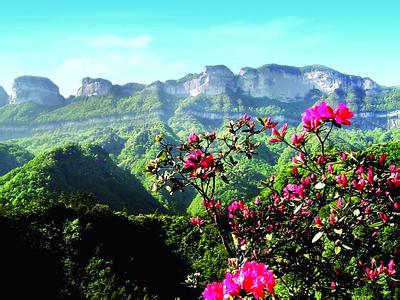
(161, 64, 381, 102)
(77, 77, 145, 98)
(10, 76, 65, 106)
(0, 86, 8, 107)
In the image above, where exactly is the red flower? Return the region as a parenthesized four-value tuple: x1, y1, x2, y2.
(291, 131, 306, 146)
(365, 268, 379, 281)
(314, 216, 323, 228)
(333, 103, 354, 125)
(189, 216, 205, 227)
(301, 101, 334, 131)
(336, 174, 348, 188)
(187, 132, 200, 143)
(264, 116, 279, 129)
(183, 149, 215, 179)
(387, 260, 396, 276)
(202, 282, 224, 300)
(269, 123, 288, 143)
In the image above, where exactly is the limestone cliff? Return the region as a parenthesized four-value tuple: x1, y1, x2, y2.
(0, 86, 8, 107)
(160, 64, 380, 102)
(10, 76, 65, 106)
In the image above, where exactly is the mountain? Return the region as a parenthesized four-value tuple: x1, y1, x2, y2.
(77, 77, 145, 98)
(0, 86, 8, 107)
(0, 143, 34, 175)
(155, 64, 380, 101)
(9, 76, 65, 106)
(0, 144, 164, 214)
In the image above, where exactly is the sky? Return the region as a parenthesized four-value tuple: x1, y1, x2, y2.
(0, 0, 399, 96)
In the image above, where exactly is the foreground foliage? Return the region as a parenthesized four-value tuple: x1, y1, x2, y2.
(149, 101, 399, 298)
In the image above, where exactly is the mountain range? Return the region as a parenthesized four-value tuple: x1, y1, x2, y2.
(0, 63, 398, 133)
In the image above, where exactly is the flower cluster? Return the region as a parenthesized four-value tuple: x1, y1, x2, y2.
(150, 100, 399, 298)
(183, 149, 216, 179)
(365, 259, 396, 281)
(301, 101, 354, 131)
(202, 261, 275, 299)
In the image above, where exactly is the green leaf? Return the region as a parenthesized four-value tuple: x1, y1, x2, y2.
(334, 246, 341, 255)
(334, 228, 343, 235)
(314, 182, 326, 189)
(353, 209, 360, 216)
(266, 233, 273, 241)
(368, 221, 384, 227)
(312, 231, 324, 243)
(293, 203, 303, 215)
(342, 244, 352, 250)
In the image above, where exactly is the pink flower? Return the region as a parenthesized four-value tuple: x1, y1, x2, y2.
(291, 132, 306, 146)
(331, 281, 336, 289)
(379, 212, 389, 222)
(352, 178, 366, 192)
(367, 167, 374, 184)
(264, 116, 279, 129)
(314, 216, 323, 228)
(234, 261, 275, 298)
(241, 113, 251, 122)
(283, 184, 305, 200)
(333, 103, 354, 125)
(365, 268, 379, 281)
(189, 216, 204, 227)
(379, 154, 387, 165)
(328, 163, 334, 174)
(337, 197, 344, 209)
(183, 150, 215, 179)
(222, 273, 240, 297)
(387, 260, 396, 276)
(187, 132, 200, 143)
(207, 131, 217, 141)
(301, 101, 334, 131)
(202, 282, 224, 300)
(269, 123, 288, 143)
(336, 174, 348, 188)
(341, 152, 348, 160)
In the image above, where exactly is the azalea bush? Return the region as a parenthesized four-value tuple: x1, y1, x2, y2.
(147, 101, 399, 298)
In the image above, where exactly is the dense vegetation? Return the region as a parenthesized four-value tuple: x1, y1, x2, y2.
(0, 144, 163, 214)
(0, 200, 226, 299)
(0, 92, 398, 298)
(0, 142, 33, 175)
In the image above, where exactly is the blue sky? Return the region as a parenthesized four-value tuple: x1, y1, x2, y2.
(0, 0, 399, 96)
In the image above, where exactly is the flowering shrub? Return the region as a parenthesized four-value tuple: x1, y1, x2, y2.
(148, 101, 399, 298)
(203, 261, 275, 299)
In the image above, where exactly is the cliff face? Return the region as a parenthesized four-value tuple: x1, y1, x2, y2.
(0, 86, 8, 107)
(77, 77, 145, 98)
(162, 64, 381, 102)
(77, 77, 113, 97)
(10, 76, 65, 106)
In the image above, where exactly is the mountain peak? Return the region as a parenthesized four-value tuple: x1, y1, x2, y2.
(77, 77, 113, 97)
(0, 85, 8, 107)
(10, 75, 65, 106)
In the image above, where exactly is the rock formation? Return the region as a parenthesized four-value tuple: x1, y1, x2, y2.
(77, 77, 145, 98)
(10, 76, 65, 106)
(0, 86, 9, 106)
(160, 64, 380, 102)
(76, 77, 113, 97)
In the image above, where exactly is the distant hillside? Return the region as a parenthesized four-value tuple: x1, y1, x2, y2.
(0, 143, 33, 175)
(0, 144, 164, 214)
